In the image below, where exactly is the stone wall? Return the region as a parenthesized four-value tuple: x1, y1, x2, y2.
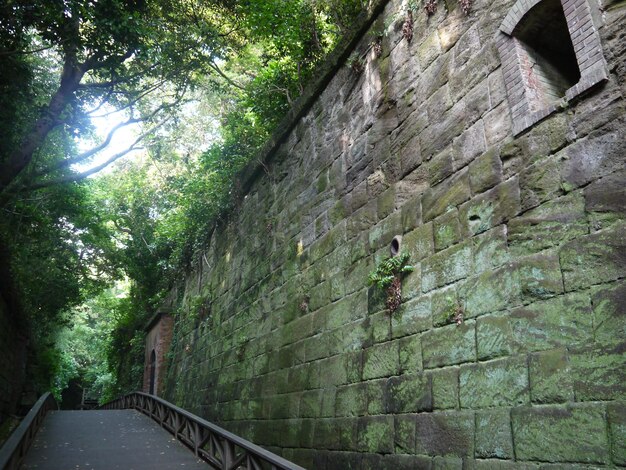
(162, 0, 626, 467)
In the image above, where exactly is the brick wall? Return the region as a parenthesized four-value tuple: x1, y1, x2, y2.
(143, 313, 174, 396)
(161, 0, 626, 467)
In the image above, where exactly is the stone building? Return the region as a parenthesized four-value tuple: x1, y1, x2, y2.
(154, 0, 625, 467)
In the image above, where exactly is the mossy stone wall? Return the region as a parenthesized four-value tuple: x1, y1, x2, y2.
(162, 0, 626, 467)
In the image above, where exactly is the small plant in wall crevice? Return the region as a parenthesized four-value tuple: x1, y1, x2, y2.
(368, 252, 414, 313)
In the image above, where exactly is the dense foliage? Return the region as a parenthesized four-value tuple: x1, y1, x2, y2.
(0, 0, 368, 402)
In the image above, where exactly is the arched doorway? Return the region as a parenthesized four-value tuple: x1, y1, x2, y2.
(149, 350, 156, 395)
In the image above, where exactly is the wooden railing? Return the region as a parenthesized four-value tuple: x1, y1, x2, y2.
(100, 392, 306, 470)
(0, 392, 57, 470)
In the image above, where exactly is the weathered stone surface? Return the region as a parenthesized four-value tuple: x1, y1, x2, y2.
(460, 263, 521, 318)
(512, 404, 610, 464)
(398, 334, 423, 373)
(472, 225, 510, 273)
(357, 415, 394, 453)
(529, 348, 573, 404)
(422, 169, 471, 222)
(422, 241, 472, 293)
(507, 293, 593, 352)
(433, 209, 462, 252)
(460, 356, 529, 408)
(559, 223, 626, 292)
(430, 367, 459, 410)
(608, 401, 626, 466)
(459, 177, 520, 237)
(362, 341, 400, 380)
(519, 154, 564, 212)
(415, 411, 474, 457)
(569, 343, 626, 401)
(468, 148, 503, 194)
(392, 295, 432, 338)
(508, 192, 588, 256)
(475, 409, 514, 459)
(403, 222, 435, 262)
(591, 281, 626, 348)
(430, 284, 459, 327)
(386, 373, 432, 413)
(422, 321, 476, 368)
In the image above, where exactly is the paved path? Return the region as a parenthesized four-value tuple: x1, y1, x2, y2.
(21, 410, 208, 469)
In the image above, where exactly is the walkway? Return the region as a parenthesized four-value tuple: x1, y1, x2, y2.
(20, 409, 207, 469)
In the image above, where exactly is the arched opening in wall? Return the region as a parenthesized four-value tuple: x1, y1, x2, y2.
(149, 350, 156, 395)
(512, 0, 580, 112)
(497, 0, 608, 135)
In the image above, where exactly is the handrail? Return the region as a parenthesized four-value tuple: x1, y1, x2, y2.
(100, 392, 306, 470)
(0, 392, 58, 470)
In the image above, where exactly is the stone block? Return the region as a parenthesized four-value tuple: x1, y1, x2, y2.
(380, 454, 433, 470)
(512, 404, 610, 464)
(460, 356, 529, 408)
(431, 456, 462, 470)
(529, 349, 574, 404)
(418, 30, 443, 71)
(422, 321, 476, 368)
(428, 148, 455, 187)
(431, 367, 459, 410)
(519, 154, 564, 212)
(453, 120, 487, 170)
(348, 201, 377, 240)
(368, 211, 403, 253)
(433, 210, 462, 252)
(459, 177, 521, 237)
(415, 411, 474, 457)
(400, 194, 422, 233)
(336, 382, 368, 417)
(398, 334, 423, 373)
(460, 264, 521, 318)
(422, 241, 472, 293)
(300, 389, 323, 418)
(562, 121, 625, 190)
(357, 415, 394, 453)
(508, 192, 588, 257)
(423, 169, 471, 222)
(386, 373, 432, 413)
(559, 223, 626, 292)
(475, 409, 514, 459)
(476, 314, 515, 360)
(394, 414, 416, 454)
(365, 378, 386, 415)
(608, 401, 626, 466)
(431, 284, 460, 327)
(591, 281, 626, 348)
(363, 341, 400, 380)
(584, 169, 626, 218)
(313, 417, 359, 451)
(377, 186, 396, 221)
(515, 251, 564, 303)
(472, 225, 510, 274)
(403, 222, 435, 262)
(569, 344, 626, 402)
(468, 148, 503, 195)
(508, 293, 593, 352)
(392, 294, 432, 339)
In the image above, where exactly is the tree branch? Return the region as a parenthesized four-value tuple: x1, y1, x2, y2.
(208, 60, 246, 90)
(24, 117, 172, 191)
